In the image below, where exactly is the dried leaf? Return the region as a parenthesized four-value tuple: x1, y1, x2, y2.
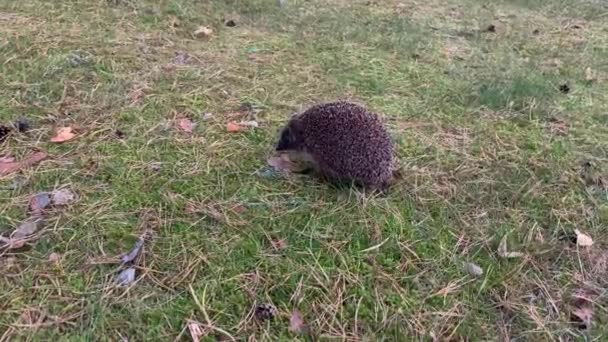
(51, 188, 76, 206)
(177, 118, 196, 133)
(116, 267, 136, 286)
(13, 219, 44, 239)
(575, 229, 594, 247)
(0, 218, 45, 250)
(187, 320, 205, 342)
(48, 252, 61, 264)
(463, 262, 484, 277)
(498, 235, 524, 258)
(585, 67, 596, 82)
(194, 26, 213, 39)
(50, 127, 76, 143)
(121, 237, 144, 264)
(0, 151, 47, 175)
(29, 192, 51, 214)
(289, 310, 308, 334)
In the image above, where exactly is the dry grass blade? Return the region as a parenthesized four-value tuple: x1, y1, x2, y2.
(498, 235, 524, 258)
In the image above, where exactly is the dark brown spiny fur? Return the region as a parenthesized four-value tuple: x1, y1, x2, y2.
(276, 101, 394, 190)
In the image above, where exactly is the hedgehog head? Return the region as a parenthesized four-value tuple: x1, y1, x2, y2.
(275, 117, 304, 152)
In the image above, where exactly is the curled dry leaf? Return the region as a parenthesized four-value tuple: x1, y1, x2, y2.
(50, 127, 76, 143)
(121, 237, 145, 264)
(52, 188, 76, 206)
(29, 192, 51, 215)
(177, 118, 197, 134)
(575, 229, 593, 247)
(0, 151, 48, 176)
(13, 218, 45, 239)
(194, 26, 213, 39)
(1, 218, 46, 250)
(116, 267, 136, 286)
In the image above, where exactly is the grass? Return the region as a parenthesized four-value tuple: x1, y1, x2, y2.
(1, 0, 607, 340)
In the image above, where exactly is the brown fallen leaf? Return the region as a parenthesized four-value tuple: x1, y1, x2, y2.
(177, 118, 197, 134)
(0, 217, 46, 250)
(289, 310, 308, 334)
(0, 151, 48, 176)
(194, 26, 213, 39)
(226, 121, 247, 132)
(50, 127, 76, 143)
(52, 188, 76, 206)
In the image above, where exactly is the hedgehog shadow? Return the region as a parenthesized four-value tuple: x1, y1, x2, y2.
(288, 162, 396, 197)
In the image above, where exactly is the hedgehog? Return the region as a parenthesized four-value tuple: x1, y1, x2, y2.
(275, 101, 395, 191)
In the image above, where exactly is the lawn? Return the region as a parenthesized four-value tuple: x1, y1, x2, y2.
(1, 0, 607, 340)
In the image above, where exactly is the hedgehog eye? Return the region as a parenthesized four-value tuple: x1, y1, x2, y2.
(276, 127, 297, 151)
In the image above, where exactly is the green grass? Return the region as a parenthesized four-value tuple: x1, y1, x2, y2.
(1, 0, 607, 340)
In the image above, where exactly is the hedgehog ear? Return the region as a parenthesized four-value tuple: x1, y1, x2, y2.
(276, 123, 299, 151)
